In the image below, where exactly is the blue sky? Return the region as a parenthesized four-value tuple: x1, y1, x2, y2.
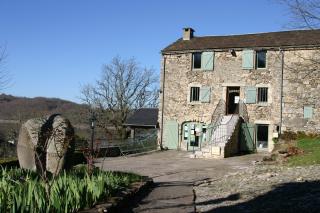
(0, 0, 290, 103)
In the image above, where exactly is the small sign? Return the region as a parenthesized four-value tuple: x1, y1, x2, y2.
(234, 96, 240, 104)
(184, 132, 189, 138)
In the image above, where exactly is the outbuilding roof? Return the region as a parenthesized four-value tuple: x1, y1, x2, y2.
(124, 108, 158, 128)
(162, 29, 320, 53)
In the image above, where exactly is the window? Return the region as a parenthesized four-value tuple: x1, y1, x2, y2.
(193, 53, 202, 69)
(304, 106, 313, 118)
(242, 49, 267, 70)
(189, 86, 211, 103)
(190, 87, 200, 102)
(192, 52, 214, 70)
(256, 50, 267, 68)
(257, 87, 268, 103)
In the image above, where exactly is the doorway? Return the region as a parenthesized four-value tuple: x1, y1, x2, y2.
(226, 87, 240, 114)
(256, 124, 269, 149)
(182, 122, 205, 151)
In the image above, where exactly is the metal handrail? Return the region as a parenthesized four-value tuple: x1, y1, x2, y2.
(239, 100, 249, 122)
(210, 99, 226, 124)
(204, 100, 241, 149)
(201, 99, 250, 153)
(208, 113, 238, 146)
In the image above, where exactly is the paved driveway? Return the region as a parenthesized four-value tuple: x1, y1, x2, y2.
(96, 150, 266, 212)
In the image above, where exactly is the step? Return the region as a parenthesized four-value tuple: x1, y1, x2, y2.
(200, 147, 210, 153)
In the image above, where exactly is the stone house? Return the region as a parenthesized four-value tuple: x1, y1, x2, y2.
(158, 28, 320, 158)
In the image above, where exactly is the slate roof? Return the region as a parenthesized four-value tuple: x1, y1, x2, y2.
(162, 29, 320, 53)
(124, 108, 158, 127)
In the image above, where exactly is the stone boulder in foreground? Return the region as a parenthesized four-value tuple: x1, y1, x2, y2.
(17, 114, 74, 174)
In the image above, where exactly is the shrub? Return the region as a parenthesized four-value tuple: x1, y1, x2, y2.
(280, 131, 298, 141)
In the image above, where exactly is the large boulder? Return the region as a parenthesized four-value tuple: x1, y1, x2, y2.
(17, 114, 74, 175)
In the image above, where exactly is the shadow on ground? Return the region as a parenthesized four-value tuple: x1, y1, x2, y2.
(122, 181, 195, 213)
(202, 181, 320, 213)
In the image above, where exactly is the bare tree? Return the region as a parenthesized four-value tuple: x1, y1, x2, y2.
(279, 0, 320, 29)
(278, 0, 320, 77)
(80, 56, 159, 139)
(0, 45, 10, 91)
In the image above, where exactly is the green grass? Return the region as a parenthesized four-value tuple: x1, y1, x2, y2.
(287, 137, 320, 166)
(0, 166, 141, 212)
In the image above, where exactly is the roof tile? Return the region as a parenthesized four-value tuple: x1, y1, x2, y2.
(162, 29, 320, 52)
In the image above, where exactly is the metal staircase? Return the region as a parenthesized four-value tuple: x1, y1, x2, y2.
(192, 99, 249, 158)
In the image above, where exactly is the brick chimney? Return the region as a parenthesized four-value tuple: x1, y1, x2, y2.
(183, 28, 194, 40)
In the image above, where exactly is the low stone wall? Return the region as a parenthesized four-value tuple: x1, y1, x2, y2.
(0, 158, 19, 168)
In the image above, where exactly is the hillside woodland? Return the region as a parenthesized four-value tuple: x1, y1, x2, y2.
(0, 94, 93, 156)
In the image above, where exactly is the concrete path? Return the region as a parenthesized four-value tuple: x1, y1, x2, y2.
(96, 151, 266, 212)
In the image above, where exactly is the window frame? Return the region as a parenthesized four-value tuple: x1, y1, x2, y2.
(192, 52, 214, 71)
(255, 50, 267, 69)
(303, 106, 313, 119)
(257, 87, 268, 104)
(192, 52, 202, 70)
(190, 86, 200, 102)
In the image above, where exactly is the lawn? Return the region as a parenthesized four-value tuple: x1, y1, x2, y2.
(287, 137, 320, 166)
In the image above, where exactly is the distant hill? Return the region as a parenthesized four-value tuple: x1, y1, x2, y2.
(0, 94, 92, 139)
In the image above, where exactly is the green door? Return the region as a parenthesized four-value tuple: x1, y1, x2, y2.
(164, 120, 179, 149)
(240, 123, 255, 152)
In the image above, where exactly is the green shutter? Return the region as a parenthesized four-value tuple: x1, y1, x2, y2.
(242, 49, 254, 69)
(304, 106, 313, 118)
(200, 86, 211, 103)
(245, 87, 256, 104)
(201, 52, 214, 70)
(164, 120, 179, 149)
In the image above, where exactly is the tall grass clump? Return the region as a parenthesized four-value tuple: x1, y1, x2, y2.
(0, 166, 140, 212)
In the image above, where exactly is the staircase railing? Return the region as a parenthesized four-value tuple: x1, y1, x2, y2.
(208, 113, 239, 147)
(239, 100, 249, 122)
(203, 99, 249, 152)
(201, 99, 226, 149)
(210, 99, 226, 124)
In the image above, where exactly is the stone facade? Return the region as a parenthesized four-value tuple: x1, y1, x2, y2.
(159, 47, 320, 152)
(282, 49, 320, 133)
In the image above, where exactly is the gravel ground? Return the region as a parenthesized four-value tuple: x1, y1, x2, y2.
(195, 163, 320, 212)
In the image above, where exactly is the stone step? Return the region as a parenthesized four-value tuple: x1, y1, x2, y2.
(200, 147, 210, 153)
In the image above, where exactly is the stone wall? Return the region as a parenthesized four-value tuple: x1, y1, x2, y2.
(158, 48, 320, 150)
(282, 49, 320, 133)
